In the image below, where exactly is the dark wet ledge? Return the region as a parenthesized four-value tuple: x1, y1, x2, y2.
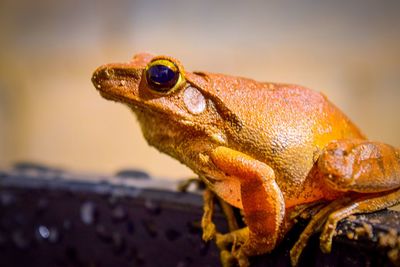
(0, 163, 399, 267)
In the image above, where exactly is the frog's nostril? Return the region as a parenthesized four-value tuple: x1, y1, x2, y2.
(92, 66, 109, 90)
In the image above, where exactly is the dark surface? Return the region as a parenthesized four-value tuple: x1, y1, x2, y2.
(0, 163, 399, 267)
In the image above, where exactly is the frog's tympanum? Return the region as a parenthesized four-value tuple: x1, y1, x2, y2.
(92, 53, 400, 266)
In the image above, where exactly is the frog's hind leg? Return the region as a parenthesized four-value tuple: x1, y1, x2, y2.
(292, 139, 400, 265)
(318, 139, 400, 194)
(316, 139, 400, 251)
(291, 190, 400, 266)
(289, 197, 353, 266)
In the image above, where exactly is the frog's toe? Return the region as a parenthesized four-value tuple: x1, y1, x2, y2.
(220, 250, 236, 267)
(233, 249, 250, 267)
(319, 216, 337, 253)
(216, 228, 248, 251)
(202, 222, 216, 241)
(215, 231, 250, 267)
(216, 232, 231, 250)
(218, 244, 249, 267)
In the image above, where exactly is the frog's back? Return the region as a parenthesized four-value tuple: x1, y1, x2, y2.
(206, 74, 365, 203)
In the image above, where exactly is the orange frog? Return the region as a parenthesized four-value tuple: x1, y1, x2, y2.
(92, 53, 400, 266)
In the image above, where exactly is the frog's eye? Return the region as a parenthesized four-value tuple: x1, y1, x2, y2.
(145, 59, 184, 93)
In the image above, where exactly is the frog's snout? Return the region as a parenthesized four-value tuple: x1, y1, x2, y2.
(92, 64, 142, 96)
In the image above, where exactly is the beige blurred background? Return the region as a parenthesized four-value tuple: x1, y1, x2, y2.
(0, 0, 399, 180)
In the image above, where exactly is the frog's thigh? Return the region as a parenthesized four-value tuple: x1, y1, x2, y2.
(318, 139, 400, 193)
(211, 146, 285, 255)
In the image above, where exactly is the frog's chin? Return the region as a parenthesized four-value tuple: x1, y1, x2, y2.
(98, 90, 127, 103)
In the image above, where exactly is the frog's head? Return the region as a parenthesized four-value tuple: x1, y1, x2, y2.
(92, 53, 242, 163)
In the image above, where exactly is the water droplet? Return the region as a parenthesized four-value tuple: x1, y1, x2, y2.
(80, 201, 97, 225)
(38, 225, 50, 239)
(36, 225, 60, 243)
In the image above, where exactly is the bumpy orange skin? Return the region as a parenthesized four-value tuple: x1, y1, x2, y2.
(92, 53, 400, 266)
(92, 53, 363, 207)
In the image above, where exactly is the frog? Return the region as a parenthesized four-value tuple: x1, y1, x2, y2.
(91, 53, 400, 267)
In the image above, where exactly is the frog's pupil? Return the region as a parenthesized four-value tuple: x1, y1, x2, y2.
(147, 64, 179, 91)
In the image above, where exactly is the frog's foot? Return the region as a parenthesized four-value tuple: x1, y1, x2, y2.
(177, 177, 204, 192)
(219, 250, 237, 267)
(320, 187, 400, 253)
(290, 197, 352, 266)
(216, 228, 250, 267)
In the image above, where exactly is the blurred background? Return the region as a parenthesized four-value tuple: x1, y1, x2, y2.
(0, 0, 399, 180)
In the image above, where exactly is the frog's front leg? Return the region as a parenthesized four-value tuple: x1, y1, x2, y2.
(201, 188, 217, 241)
(210, 146, 285, 265)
